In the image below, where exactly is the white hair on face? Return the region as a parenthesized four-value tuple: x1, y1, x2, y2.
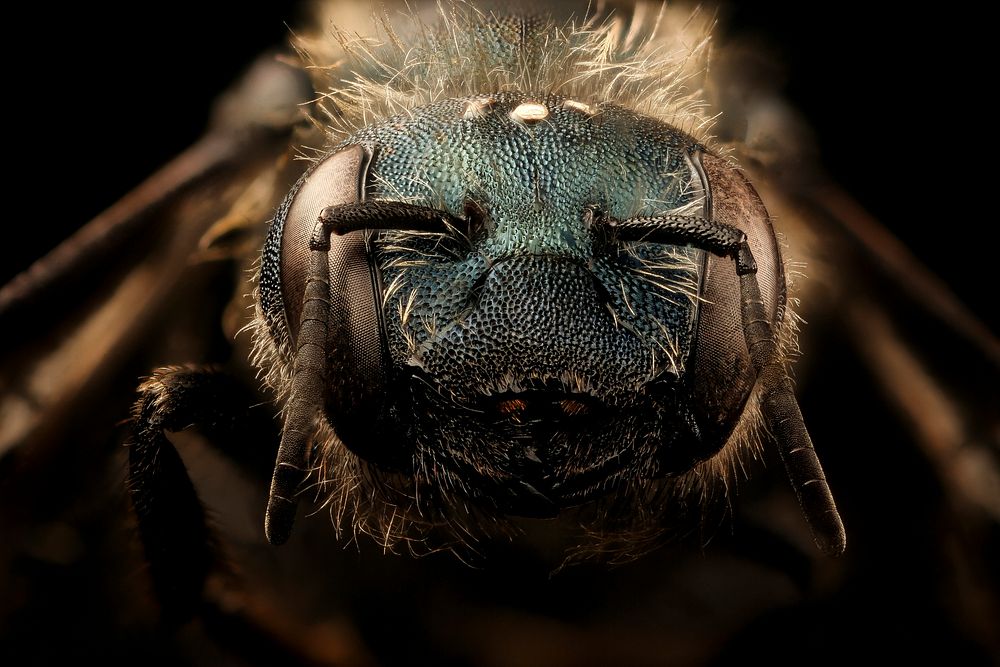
(245, 1, 804, 563)
(296, 1, 716, 145)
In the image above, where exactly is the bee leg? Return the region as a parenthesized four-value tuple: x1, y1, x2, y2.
(0, 54, 309, 323)
(129, 364, 266, 623)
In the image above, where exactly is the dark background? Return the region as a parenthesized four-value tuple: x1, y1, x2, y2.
(3, 3, 997, 666)
(7, 1, 993, 323)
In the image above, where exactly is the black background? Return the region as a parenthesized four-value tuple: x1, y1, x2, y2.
(3, 4, 997, 665)
(8, 1, 993, 323)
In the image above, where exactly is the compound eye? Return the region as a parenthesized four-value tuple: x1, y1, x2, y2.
(688, 152, 785, 449)
(277, 145, 373, 343)
(269, 145, 402, 467)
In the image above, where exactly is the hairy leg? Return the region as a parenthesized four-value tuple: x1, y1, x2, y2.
(129, 364, 274, 622)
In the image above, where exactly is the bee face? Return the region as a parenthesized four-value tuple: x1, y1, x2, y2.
(262, 90, 786, 539)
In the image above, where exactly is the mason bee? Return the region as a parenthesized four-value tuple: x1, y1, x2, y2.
(5, 2, 995, 664)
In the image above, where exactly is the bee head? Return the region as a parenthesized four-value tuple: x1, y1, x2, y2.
(258, 92, 786, 548)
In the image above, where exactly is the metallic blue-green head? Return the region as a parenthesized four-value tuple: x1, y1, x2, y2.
(249, 1, 849, 562)
(260, 90, 785, 538)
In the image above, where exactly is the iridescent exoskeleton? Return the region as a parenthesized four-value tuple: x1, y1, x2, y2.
(248, 8, 844, 557)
